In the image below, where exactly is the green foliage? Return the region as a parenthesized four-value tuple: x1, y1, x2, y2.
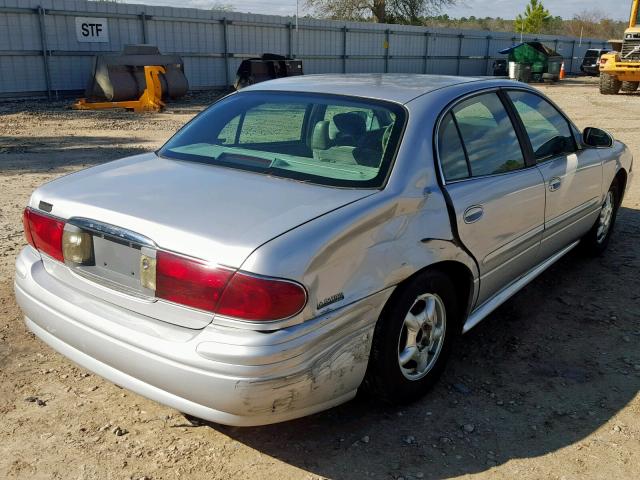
(305, 0, 457, 25)
(514, 0, 552, 34)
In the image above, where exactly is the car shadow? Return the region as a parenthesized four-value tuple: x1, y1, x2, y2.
(0, 136, 152, 174)
(194, 205, 640, 479)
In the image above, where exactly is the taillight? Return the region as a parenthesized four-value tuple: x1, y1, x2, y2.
(24, 208, 65, 262)
(22, 209, 35, 248)
(155, 250, 234, 313)
(154, 251, 307, 321)
(600, 58, 608, 66)
(217, 273, 307, 321)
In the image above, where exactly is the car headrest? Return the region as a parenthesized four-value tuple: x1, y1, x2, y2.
(333, 112, 366, 137)
(311, 120, 331, 150)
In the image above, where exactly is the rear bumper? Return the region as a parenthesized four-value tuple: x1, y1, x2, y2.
(15, 247, 391, 426)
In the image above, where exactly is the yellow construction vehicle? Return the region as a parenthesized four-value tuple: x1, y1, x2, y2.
(599, 0, 640, 94)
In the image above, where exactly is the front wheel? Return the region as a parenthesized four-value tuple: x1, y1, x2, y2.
(600, 73, 622, 94)
(581, 181, 619, 255)
(362, 270, 460, 404)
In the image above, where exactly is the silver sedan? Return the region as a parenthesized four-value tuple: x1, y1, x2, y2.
(15, 74, 634, 426)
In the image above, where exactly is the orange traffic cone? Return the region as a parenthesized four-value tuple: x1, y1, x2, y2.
(560, 62, 566, 80)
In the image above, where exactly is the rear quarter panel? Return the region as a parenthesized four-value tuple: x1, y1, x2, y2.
(240, 87, 483, 323)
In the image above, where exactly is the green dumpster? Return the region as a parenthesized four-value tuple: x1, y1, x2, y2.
(499, 42, 564, 82)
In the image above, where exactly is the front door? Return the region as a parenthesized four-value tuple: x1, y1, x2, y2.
(505, 90, 603, 259)
(437, 91, 546, 306)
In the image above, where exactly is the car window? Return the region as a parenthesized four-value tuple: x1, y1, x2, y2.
(237, 103, 307, 144)
(438, 112, 469, 181)
(507, 91, 576, 161)
(159, 91, 406, 189)
(451, 93, 525, 177)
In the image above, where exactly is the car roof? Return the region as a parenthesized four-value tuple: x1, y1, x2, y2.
(242, 74, 487, 104)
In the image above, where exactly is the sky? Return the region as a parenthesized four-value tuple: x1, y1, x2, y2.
(123, 0, 629, 21)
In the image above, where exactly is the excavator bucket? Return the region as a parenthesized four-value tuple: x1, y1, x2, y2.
(73, 45, 188, 112)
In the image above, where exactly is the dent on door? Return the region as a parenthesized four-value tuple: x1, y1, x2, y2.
(445, 169, 546, 305)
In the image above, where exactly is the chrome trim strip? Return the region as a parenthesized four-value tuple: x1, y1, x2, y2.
(463, 240, 580, 334)
(68, 217, 156, 249)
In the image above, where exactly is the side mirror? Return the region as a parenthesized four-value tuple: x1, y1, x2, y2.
(582, 127, 613, 148)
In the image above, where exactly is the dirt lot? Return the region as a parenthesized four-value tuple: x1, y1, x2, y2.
(0, 78, 639, 480)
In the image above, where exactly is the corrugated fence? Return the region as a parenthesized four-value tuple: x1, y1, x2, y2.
(0, 0, 608, 98)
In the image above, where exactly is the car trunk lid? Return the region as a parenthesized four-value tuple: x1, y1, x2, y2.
(30, 153, 373, 328)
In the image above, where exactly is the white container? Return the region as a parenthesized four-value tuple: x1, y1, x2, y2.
(508, 61, 517, 79)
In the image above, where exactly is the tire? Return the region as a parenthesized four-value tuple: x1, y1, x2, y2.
(362, 269, 461, 404)
(581, 181, 620, 255)
(621, 81, 639, 92)
(600, 73, 622, 94)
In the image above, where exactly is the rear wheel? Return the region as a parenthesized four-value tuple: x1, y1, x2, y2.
(621, 81, 639, 92)
(581, 181, 619, 255)
(600, 73, 622, 94)
(362, 270, 460, 404)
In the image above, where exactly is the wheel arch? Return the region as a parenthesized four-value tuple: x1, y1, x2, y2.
(613, 167, 628, 207)
(383, 259, 476, 332)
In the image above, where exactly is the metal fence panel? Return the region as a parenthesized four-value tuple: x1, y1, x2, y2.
(0, 0, 608, 98)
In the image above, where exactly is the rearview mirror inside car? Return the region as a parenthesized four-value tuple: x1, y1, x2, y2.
(583, 127, 613, 148)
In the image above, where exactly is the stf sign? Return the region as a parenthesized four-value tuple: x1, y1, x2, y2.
(75, 17, 109, 43)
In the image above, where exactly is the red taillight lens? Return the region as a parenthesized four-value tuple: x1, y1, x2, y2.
(25, 208, 65, 262)
(22, 209, 35, 248)
(155, 252, 307, 320)
(156, 250, 234, 313)
(217, 273, 307, 321)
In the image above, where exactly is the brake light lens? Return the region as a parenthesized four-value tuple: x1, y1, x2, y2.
(156, 250, 234, 313)
(600, 58, 608, 66)
(24, 208, 65, 261)
(22, 209, 35, 248)
(155, 251, 307, 320)
(217, 272, 307, 321)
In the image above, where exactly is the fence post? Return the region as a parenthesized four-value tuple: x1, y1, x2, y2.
(36, 6, 52, 100)
(287, 22, 293, 58)
(456, 33, 463, 76)
(222, 18, 230, 88)
(485, 35, 492, 75)
(140, 12, 148, 43)
(423, 31, 430, 74)
(342, 26, 348, 73)
(569, 40, 576, 74)
(384, 29, 390, 73)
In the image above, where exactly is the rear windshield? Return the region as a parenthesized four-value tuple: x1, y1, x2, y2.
(159, 91, 406, 188)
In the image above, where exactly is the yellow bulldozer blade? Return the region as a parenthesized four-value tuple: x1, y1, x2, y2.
(73, 65, 166, 113)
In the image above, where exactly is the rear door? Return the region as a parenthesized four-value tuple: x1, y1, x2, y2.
(438, 91, 546, 306)
(505, 90, 603, 260)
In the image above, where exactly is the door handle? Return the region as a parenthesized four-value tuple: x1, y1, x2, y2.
(548, 177, 562, 192)
(463, 205, 484, 224)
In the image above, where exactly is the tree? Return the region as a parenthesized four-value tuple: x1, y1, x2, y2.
(514, 0, 552, 34)
(211, 2, 235, 12)
(305, 0, 457, 25)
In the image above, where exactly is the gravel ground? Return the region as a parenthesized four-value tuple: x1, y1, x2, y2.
(0, 78, 639, 480)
